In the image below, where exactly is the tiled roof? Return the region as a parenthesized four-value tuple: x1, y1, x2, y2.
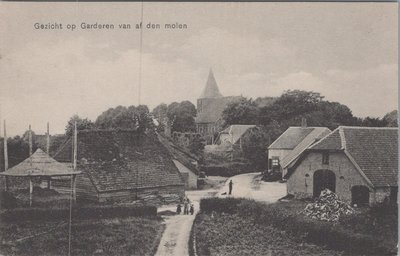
(199, 69, 223, 99)
(157, 134, 199, 175)
(219, 125, 257, 145)
(1, 149, 80, 177)
(269, 127, 329, 150)
(195, 96, 241, 124)
(280, 127, 331, 169)
(310, 126, 398, 187)
(53, 130, 184, 192)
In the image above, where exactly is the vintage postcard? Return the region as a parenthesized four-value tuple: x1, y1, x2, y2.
(0, 2, 398, 256)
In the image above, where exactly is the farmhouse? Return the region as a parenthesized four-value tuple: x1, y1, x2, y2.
(267, 126, 331, 178)
(53, 130, 185, 204)
(285, 126, 398, 206)
(195, 69, 241, 142)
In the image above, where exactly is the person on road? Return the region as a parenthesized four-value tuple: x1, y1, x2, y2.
(190, 204, 194, 215)
(176, 204, 182, 214)
(229, 180, 233, 195)
(183, 197, 190, 215)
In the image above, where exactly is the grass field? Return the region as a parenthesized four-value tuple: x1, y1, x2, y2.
(194, 212, 342, 256)
(0, 216, 164, 256)
(193, 198, 397, 256)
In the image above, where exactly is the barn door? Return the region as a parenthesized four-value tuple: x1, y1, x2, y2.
(313, 169, 336, 197)
(351, 186, 370, 206)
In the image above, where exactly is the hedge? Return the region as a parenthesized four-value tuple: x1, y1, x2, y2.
(199, 163, 256, 177)
(1, 205, 157, 223)
(199, 198, 394, 255)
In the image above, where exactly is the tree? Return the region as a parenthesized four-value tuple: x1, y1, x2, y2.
(95, 105, 154, 132)
(152, 103, 168, 131)
(166, 101, 197, 133)
(222, 98, 260, 126)
(65, 115, 94, 136)
(383, 110, 398, 127)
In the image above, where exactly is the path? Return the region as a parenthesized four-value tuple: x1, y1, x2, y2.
(154, 189, 216, 256)
(218, 172, 286, 203)
(155, 173, 287, 256)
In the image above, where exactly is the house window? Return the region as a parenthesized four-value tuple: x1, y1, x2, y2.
(272, 158, 279, 167)
(322, 152, 329, 165)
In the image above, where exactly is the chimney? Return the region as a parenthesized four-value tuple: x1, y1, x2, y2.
(301, 118, 307, 128)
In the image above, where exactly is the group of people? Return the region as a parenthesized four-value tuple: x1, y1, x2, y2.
(176, 196, 194, 215)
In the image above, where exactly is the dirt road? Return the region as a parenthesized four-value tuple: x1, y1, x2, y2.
(155, 173, 287, 256)
(154, 189, 216, 256)
(218, 173, 287, 203)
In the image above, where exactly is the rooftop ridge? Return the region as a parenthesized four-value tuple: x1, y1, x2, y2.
(338, 126, 398, 130)
(338, 126, 347, 150)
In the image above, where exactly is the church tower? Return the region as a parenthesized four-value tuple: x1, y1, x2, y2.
(197, 69, 222, 114)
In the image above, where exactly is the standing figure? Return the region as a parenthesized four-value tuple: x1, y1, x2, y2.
(190, 204, 194, 215)
(177, 204, 182, 214)
(229, 180, 233, 195)
(183, 197, 189, 215)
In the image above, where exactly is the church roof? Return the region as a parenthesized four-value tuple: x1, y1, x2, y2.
(199, 69, 223, 99)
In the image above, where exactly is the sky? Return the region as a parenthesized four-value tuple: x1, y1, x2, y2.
(0, 2, 397, 136)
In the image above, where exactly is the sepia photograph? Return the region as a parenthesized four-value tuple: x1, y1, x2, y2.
(0, 2, 398, 255)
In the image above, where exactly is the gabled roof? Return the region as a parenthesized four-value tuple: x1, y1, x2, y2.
(219, 125, 257, 145)
(195, 96, 241, 124)
(53, 130, 184, 192)
(269, 127, 331, 150)
(199, 69, 223, 99)
(280, 127, 331, 169)
(157, 134, 199, 175)
(309, 126, 398, 187)
(1, 148, 80, 177)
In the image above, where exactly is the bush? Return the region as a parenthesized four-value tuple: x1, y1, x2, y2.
(199, 163, 254, 177)
(0, 205, 157, 223)
(199, 198, 396, 255)
(0, 191, 17, 209)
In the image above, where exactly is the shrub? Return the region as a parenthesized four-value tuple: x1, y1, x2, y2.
(0, 191, 17, 209)
(199, 198, 396, 255)
(0, 205, 157, 223)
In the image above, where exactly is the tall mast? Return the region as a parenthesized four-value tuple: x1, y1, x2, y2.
(46, 122, 50, 154)
(73, 121, 77, 170)
(3, 120, 8, 171)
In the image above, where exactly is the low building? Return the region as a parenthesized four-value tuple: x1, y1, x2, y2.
(285, 126, 398, 206)
(267, 126, 331, 178)
(53, 130, 185, 205)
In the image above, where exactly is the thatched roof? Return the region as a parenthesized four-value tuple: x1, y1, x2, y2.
(0, 149, 80, 177)
(53, 130, 184, 192)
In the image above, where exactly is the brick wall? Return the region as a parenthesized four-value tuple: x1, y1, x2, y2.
(287, 152, 378, 205)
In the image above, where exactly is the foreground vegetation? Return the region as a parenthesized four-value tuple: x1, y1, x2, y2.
(192, 198, 397, 256)
(0, 216, 164, 256)
(0, 192, 163, 256)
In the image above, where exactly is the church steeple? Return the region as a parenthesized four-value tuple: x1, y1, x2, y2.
(199, 68, 223, 99)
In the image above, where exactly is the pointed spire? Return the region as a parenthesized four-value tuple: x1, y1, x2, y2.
(200, 68, 223, 99)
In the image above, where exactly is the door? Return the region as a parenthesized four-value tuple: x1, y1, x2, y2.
(313, 169, 336, 197)
(351, 186, 370, 206)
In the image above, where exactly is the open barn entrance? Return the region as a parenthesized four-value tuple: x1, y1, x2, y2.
(313, 169, 336, 197)
(351, 186, 370, 206)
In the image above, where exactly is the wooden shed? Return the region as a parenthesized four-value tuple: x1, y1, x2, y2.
(53, 130, 185, 205)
